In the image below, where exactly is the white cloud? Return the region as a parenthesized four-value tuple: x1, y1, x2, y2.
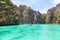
(27, 0, 39, 5)
(40, 10, 47, 14)
(21, 0, 39, 6)
(34, 8, 47, 14)
(40, 0, 60, 13)
(11, 0, 39, 7)
(52, 0, 60, 6)
(12, 0, 60, 14)
(39, 9, 48, 14)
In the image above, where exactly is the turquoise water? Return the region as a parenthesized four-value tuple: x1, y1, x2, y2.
(0, 24, 60, 40)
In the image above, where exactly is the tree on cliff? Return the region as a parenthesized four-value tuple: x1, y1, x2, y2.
(0, 0, 19, 25)
(46, 3, 60, 24)
(54, 11, 60, 23)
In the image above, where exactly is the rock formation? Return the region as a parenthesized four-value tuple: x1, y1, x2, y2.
(46, 3, 60, 24)
(0, 0, 19, 25)
(18, 5, 45, 24)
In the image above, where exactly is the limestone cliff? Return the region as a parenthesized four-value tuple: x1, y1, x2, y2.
(0, 0, 19, 25)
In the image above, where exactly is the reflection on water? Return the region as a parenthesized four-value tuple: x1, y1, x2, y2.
(0, 24, 60, 40)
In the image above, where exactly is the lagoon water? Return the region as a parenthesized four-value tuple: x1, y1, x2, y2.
(0, 24, 60, 40)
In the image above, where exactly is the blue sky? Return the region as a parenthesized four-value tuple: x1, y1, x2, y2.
(11, 0, 60, 13)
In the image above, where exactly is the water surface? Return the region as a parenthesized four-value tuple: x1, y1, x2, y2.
(0, 24, 60, 40)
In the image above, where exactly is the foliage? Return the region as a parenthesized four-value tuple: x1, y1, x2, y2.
(0, 0, 19, 25)
(54, 11, 60, 23)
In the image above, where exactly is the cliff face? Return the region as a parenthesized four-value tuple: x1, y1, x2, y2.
(46, 3, 60, 24)
(56, 3, 60, 11)
(1, 0, 60, 25)
(18, 3, 60, 24)
(0, 0, 19, 25)
(18, 5, 45, 24)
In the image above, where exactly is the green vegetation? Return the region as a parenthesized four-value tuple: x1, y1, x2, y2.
(0, 0, 19, 25)
(54, 11, 60, 24)
(0, 0, 60, 25)
(46, 11, 60, 24)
